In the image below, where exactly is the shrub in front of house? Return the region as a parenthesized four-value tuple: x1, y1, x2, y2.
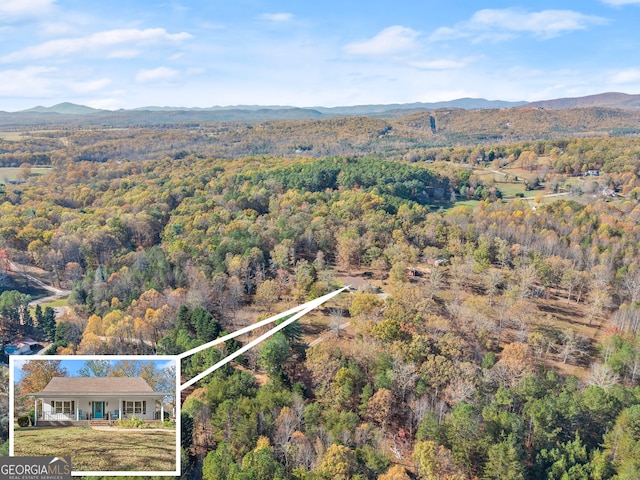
(17, 416, 30, 427)
(117, 415, 148, 428)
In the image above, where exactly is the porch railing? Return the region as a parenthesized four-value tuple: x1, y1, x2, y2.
(39, 412, 85, 421)
(39, 411, 122, 421)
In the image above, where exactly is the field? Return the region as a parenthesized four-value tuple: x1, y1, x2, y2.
(0, 132, 28, 141)
(0, 166, 53, 182)
(13, 426, 177, 472)
(30, 297, 68, 312)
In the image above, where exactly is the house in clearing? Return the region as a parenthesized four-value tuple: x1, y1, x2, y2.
(28, 377, 166, 426)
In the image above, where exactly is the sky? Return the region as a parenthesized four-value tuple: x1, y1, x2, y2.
(12, 357, 176, 383)
(1, 0, 640, 111)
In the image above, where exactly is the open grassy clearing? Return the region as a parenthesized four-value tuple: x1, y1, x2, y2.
(0, 131, 29, 140)
(13, 426, 177, 472)
(454, 199, 482, 208)
(497, 182, 529, 197)
(0, 167, 53, 182)
(30, 297, 68, 311)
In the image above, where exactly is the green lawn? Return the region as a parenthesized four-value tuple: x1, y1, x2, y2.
(13, 426, 177, 472)
(29, 298, 68, 317)
(453, 199, 481, 208)
(497, 182, 528, 197)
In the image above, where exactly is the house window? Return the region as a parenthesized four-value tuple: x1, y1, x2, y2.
(53, 401, 74, 415)
(124, 401, 146, 415)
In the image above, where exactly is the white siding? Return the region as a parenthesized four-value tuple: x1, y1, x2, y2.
(119, 397, 158, 420)
(41, 399, 76, 421)
(40, 396, 161, 421)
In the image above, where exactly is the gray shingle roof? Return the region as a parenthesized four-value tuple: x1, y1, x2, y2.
(30, 376, 163, 397)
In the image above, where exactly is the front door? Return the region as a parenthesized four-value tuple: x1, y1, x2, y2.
(93, 401, 104, 419)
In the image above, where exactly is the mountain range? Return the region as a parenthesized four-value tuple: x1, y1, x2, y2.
(1, 92, 640, 127)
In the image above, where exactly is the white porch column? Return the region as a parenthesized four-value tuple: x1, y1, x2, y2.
(161, 401, 164, 423)
(34, 398, 37, 427)
(119, 399, 122, 419)
(76, 398, 79, 421)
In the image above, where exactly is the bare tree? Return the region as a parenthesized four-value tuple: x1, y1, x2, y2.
(586, 287, 611, 326)
(557, 330, 588, 364)
(408, 394, 430, 437)
(587, 363, 620, 391)
(620, 267, 640, 304)
(484, 269, 504, 306)
(561, 267, 581, 303)
(391, 359, 418, 404)
(222, 276, 243, 323)
(329, 308, 346, 338)
(517, 264, 537, 299)
(428, 267, 445, 300)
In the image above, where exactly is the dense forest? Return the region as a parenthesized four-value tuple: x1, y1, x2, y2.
(1, 111, 640, 479)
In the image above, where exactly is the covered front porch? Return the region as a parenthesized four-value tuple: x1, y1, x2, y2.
(33, 396, 165, 425)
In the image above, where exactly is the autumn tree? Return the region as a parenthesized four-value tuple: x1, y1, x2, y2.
(16, 360, 67, 418)
(366, 388, 393, 433)
(18, 360, 67, 394)
(255, 279, 280, 312)
(78, 359, 111, 377)
(316, 444, 358, 480)
(378, 464, 411, 480)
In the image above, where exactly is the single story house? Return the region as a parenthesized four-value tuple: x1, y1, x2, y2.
(4, 337, 40, 355)
(28, 377, 166, 425)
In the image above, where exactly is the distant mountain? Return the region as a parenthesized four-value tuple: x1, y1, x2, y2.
(528, 92, 640, 110)
(3, 92, 640, 127)
(133, 105, 296, 112)
(311, 98, 527, 115)
(20, 102, 105, 115)
(132, 98, 527, 115)
(0, 106, 324, 127)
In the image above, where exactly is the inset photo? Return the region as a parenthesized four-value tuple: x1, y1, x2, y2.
(9, 355, 180, 476)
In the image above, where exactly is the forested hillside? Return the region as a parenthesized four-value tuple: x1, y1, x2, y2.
(1, 118, 640, 478)
(2, 107, 640, 166)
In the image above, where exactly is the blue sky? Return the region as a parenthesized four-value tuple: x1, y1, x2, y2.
(12, 357, 176, 383)
(1, 1, 640, 111)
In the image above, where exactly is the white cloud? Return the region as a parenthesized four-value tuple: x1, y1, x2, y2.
(158, 359, 176, 371)
(135, 66, 180, 83)
(611, 68, 640, 83)
(601, 0, 640, 5)
(0, 65, 111, 100)
(430, 8, 609, 42)
(68, 78, 112, 93)
(1, 28, 192, 62)
(344, 26, 421, 56)
(259, 12, 294, 22)
(186, 67, 206, 75)
(85, 98, 126, 110)
(409, 59, 470, 70)
(0, 66, 57, 95)
(0, 0, 55, 21)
